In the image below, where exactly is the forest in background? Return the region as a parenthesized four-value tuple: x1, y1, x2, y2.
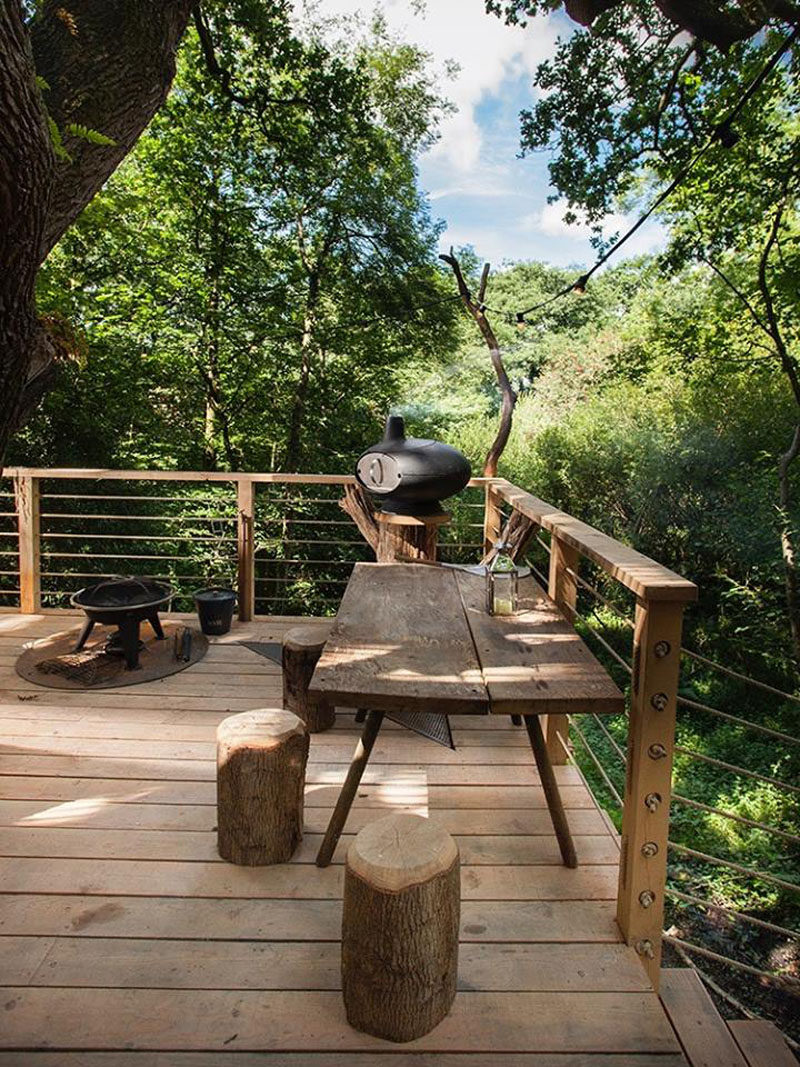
(5, 0, 799, 1034)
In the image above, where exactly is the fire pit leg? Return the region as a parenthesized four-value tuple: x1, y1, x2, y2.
(119, 617, 141, 670)
(73, 616, 95, 653)
(147, 611, 165, 640)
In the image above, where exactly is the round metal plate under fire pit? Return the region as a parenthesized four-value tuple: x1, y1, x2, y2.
(15, 621, 208, 690)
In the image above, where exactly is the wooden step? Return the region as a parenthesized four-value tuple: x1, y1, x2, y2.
(659, 969, 748, 1067)
(728, 1020, 797, 1067)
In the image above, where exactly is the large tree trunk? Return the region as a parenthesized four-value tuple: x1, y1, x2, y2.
(0, 4, 56, 462)
(0, 0, 196, 460)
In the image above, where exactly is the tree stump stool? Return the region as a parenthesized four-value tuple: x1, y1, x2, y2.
(282, 623, 335, 733)
(216, 709, 308, 865)
(341, 812, 460, 1042)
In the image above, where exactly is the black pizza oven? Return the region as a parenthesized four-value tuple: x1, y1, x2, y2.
(355, 415, 471, 516)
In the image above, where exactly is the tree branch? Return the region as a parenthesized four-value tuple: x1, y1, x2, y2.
(440, 250, 516, 477)
(758, 196, 800, 408)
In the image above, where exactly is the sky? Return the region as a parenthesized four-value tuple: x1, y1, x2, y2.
(304, 0, 665, 269)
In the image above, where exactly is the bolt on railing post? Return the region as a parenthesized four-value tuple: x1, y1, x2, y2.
(547, 534, 579, 763)
(15, 474, 41, 614)
(483, 484, 502, 557)
(617, 596, 685, 990)
(237, 476, 255, 622)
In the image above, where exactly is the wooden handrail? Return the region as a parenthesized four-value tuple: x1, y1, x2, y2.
(2, 467, 501, 489)
(494, 479, 697, 603)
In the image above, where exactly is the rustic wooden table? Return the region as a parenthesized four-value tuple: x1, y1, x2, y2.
(309, 562, 624, 868)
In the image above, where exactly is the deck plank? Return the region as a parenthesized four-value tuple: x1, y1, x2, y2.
(0, 856, 618, 901)
(0, 753, 581, 785)
(0, 894, 622, 942)
(0, 827, 622, 866)
(0, 612, 694, 1058)
(0, 799, 610, 835)
(1, 938, 651, 993)
(0, 775, 598, 809)
(0, 1056, 689, 1067)
(659, 970, 748, 1067)
(0, 989, 681, 1053)
(728, 1020, 797, 1067)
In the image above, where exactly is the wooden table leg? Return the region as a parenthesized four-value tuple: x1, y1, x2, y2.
(523, 715, 577, 868)
(316, 710, 385, 868)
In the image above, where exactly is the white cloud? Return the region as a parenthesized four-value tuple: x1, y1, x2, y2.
(525, 200, 666, 258)
(300, 0, 557, 173)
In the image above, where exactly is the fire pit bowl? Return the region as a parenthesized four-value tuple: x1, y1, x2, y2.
(70, 577, 175, 669)
(355, 415, 471, 516)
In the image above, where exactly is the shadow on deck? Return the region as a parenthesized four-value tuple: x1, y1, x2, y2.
(0, 613, 777, 1064)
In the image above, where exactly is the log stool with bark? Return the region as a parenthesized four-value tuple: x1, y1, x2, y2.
(216, 708, 308, 865)
(341, 812, 460, 1042)
(282, 623, 334, 733)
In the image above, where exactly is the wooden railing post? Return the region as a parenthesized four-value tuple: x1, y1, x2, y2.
(546, 534, 579, 763)
(483, 484, 502, 556)
(237, 477, 255, 622)
(617, 597, 684, 990)
(15, 474, 41, 614)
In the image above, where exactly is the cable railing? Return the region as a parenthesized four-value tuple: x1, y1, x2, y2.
(519, 521, 800, 1037)
(0, 469, 486, 618)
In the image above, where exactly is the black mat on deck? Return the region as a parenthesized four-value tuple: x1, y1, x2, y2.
(386, 711, 456, 750)
(239, 641, 283, 665)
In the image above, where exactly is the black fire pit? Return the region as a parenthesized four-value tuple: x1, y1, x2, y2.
(355, 415, 471, 516)
(70, 578, 175, 670)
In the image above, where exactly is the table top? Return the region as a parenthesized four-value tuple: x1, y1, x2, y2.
(309, 562, 624, 716)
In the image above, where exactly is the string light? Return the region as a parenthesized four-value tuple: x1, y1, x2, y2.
(572, 273, 590, 295)
(714, 120, 740, 148)
(466, 25, 798, 329)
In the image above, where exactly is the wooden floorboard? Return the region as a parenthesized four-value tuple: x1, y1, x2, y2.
(728, 1020, 798, 1066)
(659, 970, 748, 1067)
(0, 612, 688, 1058)
(1, 989, 680, 1052)
(0, 1055, 690, 1067)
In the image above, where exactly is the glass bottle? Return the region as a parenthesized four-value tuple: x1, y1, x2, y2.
(486, 540, 518, 616)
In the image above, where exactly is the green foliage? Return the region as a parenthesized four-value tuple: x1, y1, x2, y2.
(65, 123, 116, 147)
(18, 10, 457, 476)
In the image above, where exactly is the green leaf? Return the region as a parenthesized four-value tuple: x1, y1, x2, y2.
(47, 117, 72, 163)
(65, 123, 117, 148)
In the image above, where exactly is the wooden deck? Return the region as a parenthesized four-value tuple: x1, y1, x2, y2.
(0, 612, 691, 1063)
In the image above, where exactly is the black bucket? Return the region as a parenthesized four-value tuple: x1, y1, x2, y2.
(194, 587, 236, 636)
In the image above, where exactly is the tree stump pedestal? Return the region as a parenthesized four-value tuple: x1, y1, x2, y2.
(282, 623, 334, 733)
(341, 812, 460, 1042)
(216, 708, 308, 865)
(374, 510, 450, 563)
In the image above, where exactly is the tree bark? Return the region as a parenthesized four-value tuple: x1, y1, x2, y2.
(339, 484, 380, 552)
(216, 709, 309, 865)
(282, 623, 336, 733)
(0, 0, 196, 459)
(0, 4, 56, 461)
(375, 513, 442, 562)
(560, 0, 800, 50)
(341, 813, 460, 1042)
(31, 0, 197, 257)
